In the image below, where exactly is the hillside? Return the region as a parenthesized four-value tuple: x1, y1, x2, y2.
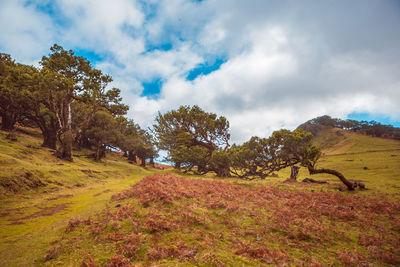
(0, 126, 400, 266)
(0, 127, 158, 266)
(292, 126, 400, 194)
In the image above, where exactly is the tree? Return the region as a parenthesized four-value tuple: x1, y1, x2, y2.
(296, 142, 356, 190)
(0, 54, 27, 132)
(85, 111, 121, 161)
(229, 130, 305, 179)
(116, 118, 141, 162)
(22, 69, 58, 148)
(0, 60, 39, 140)
(134, 128, 158, 167)
(40, 44, 127, 161)
(228, 129, 357, 190)
(280, 129, 356, 190)
(153, 105, 230, 176)
(115, 118, 157, 166)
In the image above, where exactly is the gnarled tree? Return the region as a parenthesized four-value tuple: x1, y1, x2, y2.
(153, 105, 231, 176)
(40, 44, 127, 161)
(229, 128, 357, 190)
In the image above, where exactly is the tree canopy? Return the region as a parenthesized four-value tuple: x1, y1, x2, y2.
(0, 45, 156, 165)
(0, 46, 368, 189)
(153, 105, 230, 176)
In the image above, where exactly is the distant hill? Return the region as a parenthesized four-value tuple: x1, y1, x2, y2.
(297, 115, 400, 154)
(297, 115, 400, 140)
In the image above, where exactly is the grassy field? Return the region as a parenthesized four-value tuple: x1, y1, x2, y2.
(278, 127, 400, 196)
(0, 127, 399, 266)
(0, 128, 157, 266)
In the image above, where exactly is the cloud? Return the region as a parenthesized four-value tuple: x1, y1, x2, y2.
(1, 0, 400, 143)
(0, 0, 55, 64)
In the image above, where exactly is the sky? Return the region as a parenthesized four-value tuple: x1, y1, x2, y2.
(1, 0, 400, 144)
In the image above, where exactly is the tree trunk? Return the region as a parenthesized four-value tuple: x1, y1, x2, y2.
(214, 166, 231, 177)
(174, 162, 181, 170)
(308, 166, 354, 191)
(128, 151, 136, 162)
(140, 156, 146, 167)
(59, 129, 73, 161)
(1, 112, 17, 131)
(56, 102, 73, 161)
(42, 129, 57, 149)
(290, 165, 300, 180)
(100, 145, 106, 159)
(149, 157, 155, 167)
(95, 143, 101, 161)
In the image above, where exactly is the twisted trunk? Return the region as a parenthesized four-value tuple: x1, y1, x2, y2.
(308, 166, 354, 190)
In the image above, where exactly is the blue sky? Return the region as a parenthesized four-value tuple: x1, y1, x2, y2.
(1, 0, 399, 142)
(347, 113, 400, 127)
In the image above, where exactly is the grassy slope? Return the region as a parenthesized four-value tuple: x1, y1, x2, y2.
(0, 128, 157, 266)
(276, 127, 400, 196)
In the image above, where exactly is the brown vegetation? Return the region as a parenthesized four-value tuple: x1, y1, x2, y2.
(59, 174, 400, 265)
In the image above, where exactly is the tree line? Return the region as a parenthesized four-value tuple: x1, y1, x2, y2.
(1, 45, 363, 190)
(0, 45, 157, 164)
(153, 105, 359, 190)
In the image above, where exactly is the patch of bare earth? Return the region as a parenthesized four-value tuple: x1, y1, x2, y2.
(46, 194, 73, 201)
(9, 203, 70, 225)
(57, 174, 400, 266)
(93, 189, 112, 197)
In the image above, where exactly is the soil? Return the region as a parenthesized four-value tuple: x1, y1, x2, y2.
(93, 189, 112, 197)
(8, 203, 70, 224)
(46, 194, 73, 201)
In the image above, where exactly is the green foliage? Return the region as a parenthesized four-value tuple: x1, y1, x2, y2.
(0, 45, 129, 161)
(154, 105, 230, 175)
(229, 129, 319, 179)
(86, 111, 121, 161)
(114, 117, 157, 166)
(38, 44, 129, 160)
(0, 56, 37, 131)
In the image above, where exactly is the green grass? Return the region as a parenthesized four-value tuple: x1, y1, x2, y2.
(0, 127, 157, 266)
(275, 127, 400, 196)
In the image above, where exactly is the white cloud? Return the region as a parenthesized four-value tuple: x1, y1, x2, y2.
(0, 0, 54, 63)
(1, 0, 399, 144)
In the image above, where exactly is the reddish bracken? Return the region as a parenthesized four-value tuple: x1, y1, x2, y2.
(61, 174, 400, 266)
(106, 255, 133, 267)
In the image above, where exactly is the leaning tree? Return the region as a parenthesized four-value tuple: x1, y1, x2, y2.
(228, 128, 357, 190)
(229, 131, 301, 179)
(273, 129, 357, 190)
(153, 105, 231, 176)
